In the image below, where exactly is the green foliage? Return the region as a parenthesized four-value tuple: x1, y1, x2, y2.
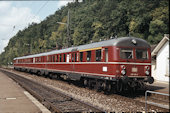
(0, 0, 169, 65)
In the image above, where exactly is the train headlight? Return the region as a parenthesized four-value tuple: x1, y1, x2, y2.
(132, 39, 137, 45)
(145, 66, 150, 75)
(145, 70, 150, 75)
(145, 66, 150, 70)
(121, 65, 126, 70)
(121, 65, 126, 75)
(121, 69, 126, 75)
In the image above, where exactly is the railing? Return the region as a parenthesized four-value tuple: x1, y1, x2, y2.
(145, 90, 170, 112)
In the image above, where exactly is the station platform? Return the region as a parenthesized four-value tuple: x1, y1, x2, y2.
(147, 80, 169, 94)
(0, 71, 50, 113)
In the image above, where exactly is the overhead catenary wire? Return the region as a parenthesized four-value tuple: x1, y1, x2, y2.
(0, 24, 27, 27)
(28, 0, 49, 23)
(6, 1, 49, 30)
(0, 0, 52, 54)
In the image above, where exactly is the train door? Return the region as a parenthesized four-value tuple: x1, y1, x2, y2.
(33, 58, 35, 63)
(105, 48, 108, 62)
(72, 52, 77, 71)
(71, 48, 78, 72)
(66, 54, 69, 63)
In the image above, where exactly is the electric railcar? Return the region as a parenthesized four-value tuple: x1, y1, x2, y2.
(13, 37, 154, 92)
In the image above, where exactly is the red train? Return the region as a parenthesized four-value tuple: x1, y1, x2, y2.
(13, 37, 154, 92)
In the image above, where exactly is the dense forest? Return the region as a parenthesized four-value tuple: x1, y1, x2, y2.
(0, 0, 169, 65)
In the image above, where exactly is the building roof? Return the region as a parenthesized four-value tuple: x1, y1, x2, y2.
(151, 34, 169, 57)
(151, 44, 157, 52)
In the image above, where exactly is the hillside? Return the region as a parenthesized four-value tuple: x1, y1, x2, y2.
(0, 0, 169, 65)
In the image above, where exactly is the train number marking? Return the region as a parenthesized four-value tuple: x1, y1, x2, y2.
(103, 66, 107, 72)
(132, 67, 138, 72)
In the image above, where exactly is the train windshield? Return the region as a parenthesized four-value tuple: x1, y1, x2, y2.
(120, 48, 133, 59)
(136, 49, 148, 59)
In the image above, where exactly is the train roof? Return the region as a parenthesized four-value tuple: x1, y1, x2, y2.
(14, 37, 150, 60)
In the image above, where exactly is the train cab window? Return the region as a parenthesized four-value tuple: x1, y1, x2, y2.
(136, 49, 148, 59)
(120, 48, 133, 59)
(80, 52, 83, 62)
(87, 51, 91, 62)
(96, 49, 101, 61)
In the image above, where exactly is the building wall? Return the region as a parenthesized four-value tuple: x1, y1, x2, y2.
(154, 42, 169, 82)
(151, 61, 156, 80)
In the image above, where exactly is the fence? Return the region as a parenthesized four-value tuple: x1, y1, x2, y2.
(145, 90, 169, 112)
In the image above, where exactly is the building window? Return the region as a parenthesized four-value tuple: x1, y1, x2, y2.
(87, 51, 91, 62)
(96, 49, 101, 61)
(80, 52, 83, 62)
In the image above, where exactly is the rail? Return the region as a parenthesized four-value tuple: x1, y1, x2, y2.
(145, 90, 169, 112)
(0, 69, 103, 112)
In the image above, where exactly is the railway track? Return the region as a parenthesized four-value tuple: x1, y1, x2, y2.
(1, 68, 169, 112)
(0, 69, 103, 112)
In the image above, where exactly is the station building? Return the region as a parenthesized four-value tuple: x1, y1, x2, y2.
(152, 34, 169, 82)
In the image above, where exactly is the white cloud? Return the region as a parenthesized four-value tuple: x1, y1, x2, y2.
(0, 2, 11, 13)
(0, 1, 71, 54)
(0, 1, 40, 53)
(58, 1, 71, 7)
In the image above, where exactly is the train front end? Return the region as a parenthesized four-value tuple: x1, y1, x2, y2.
(114, 37, 154, 90)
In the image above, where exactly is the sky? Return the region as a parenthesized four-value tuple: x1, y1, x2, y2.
(0, 1, 73, 54)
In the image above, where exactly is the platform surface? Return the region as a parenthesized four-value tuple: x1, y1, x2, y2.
(147, 80, 169, 94)
(0, 71, 41, 113)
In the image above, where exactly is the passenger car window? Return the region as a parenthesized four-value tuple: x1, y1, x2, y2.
(59, 54, 62, 62)
(72, 53, 74, 62)
(52, 56, 55, 62)
(63, 54, 66, 62)
(74, 53, 77, 62)
(87, 51, 91, 61)
(136, 49, 148, 59)
(96, 49, 101, 61)
(56, 55, 58, 62)
(80, 52, 83, 62)
(120, 48, 133, 59)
